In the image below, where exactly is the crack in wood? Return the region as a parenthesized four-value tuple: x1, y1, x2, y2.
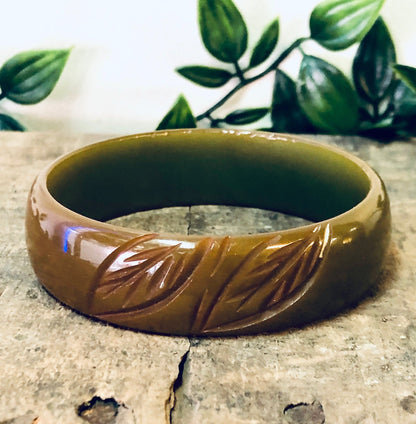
(165, 346, 191, 424)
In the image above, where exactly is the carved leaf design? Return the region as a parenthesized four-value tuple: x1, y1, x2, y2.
(96, 243, 180, 306)
(88, 224, 331, 334)
(190, 236, 232, 333)
(89, 234, 215, 320)
(198, 224, 331, 334)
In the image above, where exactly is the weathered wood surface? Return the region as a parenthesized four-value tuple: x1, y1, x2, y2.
(0, 132, 415, 424)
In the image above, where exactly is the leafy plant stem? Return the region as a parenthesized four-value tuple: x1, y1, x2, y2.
(206, 114, 223, 127)
(161, 0, 416, 139)
(234, 61, 246, 82)
(196, 37, 308, 121)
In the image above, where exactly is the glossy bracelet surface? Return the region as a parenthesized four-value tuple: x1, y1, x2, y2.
(25, 129, 391, 336)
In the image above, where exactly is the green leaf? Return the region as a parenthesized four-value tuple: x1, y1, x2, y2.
(0, 114, 25, 131)
(297, 55, 359, 134)
(310, 0, 385, 51)
(271, 69, 315, 133)
(393, 80, 416, 117)
(353, 17, 396, 103)
(390, 75, 416, 137)
(0, 49, 70, 104)
(198, 0, 248, 63)
(157, 95, 197, 130)
(388, 80, 416, 138)
(224, 108, 269, 125)
(393, 80, 413, 106)
(176, 65, 232, 88)
(394, 65, 416, 94)
(249, 18, 279, 68)
(360, 80, 416, 139)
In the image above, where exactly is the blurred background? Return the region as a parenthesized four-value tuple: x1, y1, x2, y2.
(1, 0, 415, 134)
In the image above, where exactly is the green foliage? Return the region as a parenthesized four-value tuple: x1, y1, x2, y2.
(350, 17, 404, 138)
(297, 56, 359, 134)
(394, 81, 416, 117)
(249, 19, 279, 68)
(394, 65, 416, 93)
(176, 66, 232, 88)
(157, 0, 416, 140)
(0, 114, 25, 131)
(198, 0, 247, 63)
(0, 48, 70, 131)
(224, 108, 269, 125)
(353, 17, 396, 102)
(157, 95, 196, 130)
(310, 0, 385, 50)
(0, 49, 70, 104)
(271, 69, 314, 133)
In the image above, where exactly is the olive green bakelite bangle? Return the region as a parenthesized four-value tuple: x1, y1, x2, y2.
(25, 129, 391, 336)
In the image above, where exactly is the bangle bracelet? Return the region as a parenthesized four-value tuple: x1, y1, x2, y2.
(26, 129, 391, 336)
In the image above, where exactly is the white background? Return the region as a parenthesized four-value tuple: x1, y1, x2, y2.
(1, 0, 415, 134)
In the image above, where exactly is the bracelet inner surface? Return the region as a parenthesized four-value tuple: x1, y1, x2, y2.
(47, 132, 370, 225)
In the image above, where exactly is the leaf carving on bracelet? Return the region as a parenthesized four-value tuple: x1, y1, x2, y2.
(88, 223, 330, 333)
(192, 223, 331, 334)
(88, 233, 216, 319)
